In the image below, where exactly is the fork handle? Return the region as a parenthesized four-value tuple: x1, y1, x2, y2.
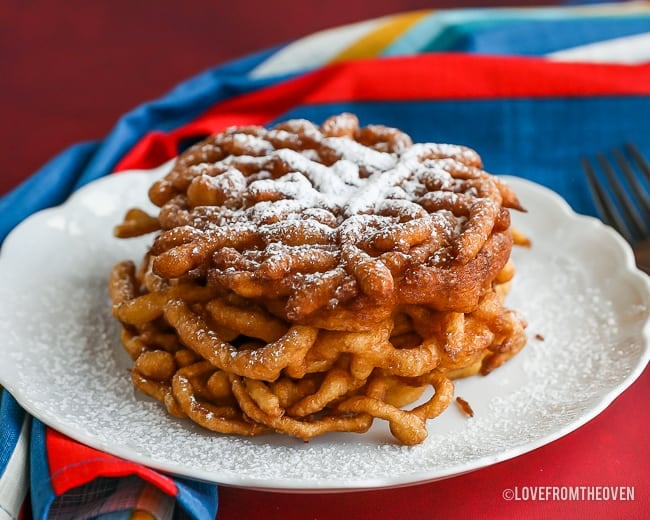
(634, 237, 650, 274)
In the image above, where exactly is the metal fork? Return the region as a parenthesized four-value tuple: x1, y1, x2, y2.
(581, 143, 650, 273)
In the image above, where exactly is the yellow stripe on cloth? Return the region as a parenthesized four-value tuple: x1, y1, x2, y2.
(330, 10, 432, 62)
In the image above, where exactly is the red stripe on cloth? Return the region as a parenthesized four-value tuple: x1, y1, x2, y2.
(303, 53, 650, 102)
(46, 428, 177, 497)
(115, 54, 650, 172)
(116, 114, 277, 172)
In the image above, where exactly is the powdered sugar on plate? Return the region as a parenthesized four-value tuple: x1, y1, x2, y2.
(0, 168, 647, 491)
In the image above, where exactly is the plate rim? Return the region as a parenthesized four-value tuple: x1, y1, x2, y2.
(0, 169, 648, 492)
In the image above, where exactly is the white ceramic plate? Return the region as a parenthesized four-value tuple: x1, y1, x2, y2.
(0, 164, 648, 492)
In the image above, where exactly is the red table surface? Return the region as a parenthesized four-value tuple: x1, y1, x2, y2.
(2, 2, 648, 519)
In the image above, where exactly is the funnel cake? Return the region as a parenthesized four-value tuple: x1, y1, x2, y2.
(110, 113, 528, 445)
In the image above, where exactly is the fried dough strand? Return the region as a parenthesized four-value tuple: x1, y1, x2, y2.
(109, 113, 528, 445)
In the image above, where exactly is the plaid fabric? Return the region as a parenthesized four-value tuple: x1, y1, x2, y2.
(28, 420, 216, 520)
(1, 2, 649, 519)
(0, 391, 30, 520)
(47, 476, 174, 520)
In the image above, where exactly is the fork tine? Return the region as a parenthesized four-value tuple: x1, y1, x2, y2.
(613, 147, 650, 226)
(581, 156, 634, 242)
(626, 143, 650, 214)
(626, 143, 650, 184)
(603, 151, 650, 240)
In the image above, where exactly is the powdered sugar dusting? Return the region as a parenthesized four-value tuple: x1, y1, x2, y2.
(249, 172, 326, 207)
(183, 131, 477, 236)
(232, 133, 274, 155)
(266, 144, 421, 218)
(274, 148, 350, 203)
(324, 136, 399, 172)
(0, 171, 647, 490)
(161, 126, 491, 312)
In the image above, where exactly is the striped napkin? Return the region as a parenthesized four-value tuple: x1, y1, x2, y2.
(2, 2, 649, 518)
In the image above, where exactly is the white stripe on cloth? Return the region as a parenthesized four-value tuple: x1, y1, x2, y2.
(548, 31, 650, 64)
(248, 2, 650, 79)
(248, 16, 385, 78)
(0, 413, 30, 520)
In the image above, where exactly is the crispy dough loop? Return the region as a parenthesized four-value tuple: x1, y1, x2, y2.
(243, 378, 284, 417)
(341, 246, 394, 300)
(356, 124, 413, 153)
(164, 299, 318, 382)
(269, 376, 321, 409)
(257, 245, 338, 280)
(134, 350, 176, 381)
(285, 269, 353, 320)
(230, 375, 373, 442)
(113, 284, 219, 325)
(311, 325, 441, 379)
(172, 371, 267, 436)
(114, 208, 161, 238)
(286, 368, 364, 417)
(205, 297, 288, 343)
(399, 231, 513, 311)
(337, 371, 453, 446)
(109, 261, 138, 304)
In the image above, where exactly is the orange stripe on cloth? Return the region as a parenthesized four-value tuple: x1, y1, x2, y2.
(330, 10, 432, 62)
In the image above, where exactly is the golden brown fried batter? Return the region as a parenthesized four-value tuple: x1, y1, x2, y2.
(109, 113, 528, 445)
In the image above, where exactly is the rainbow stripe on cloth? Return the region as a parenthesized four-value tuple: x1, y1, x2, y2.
(2, 2, 650, 518)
